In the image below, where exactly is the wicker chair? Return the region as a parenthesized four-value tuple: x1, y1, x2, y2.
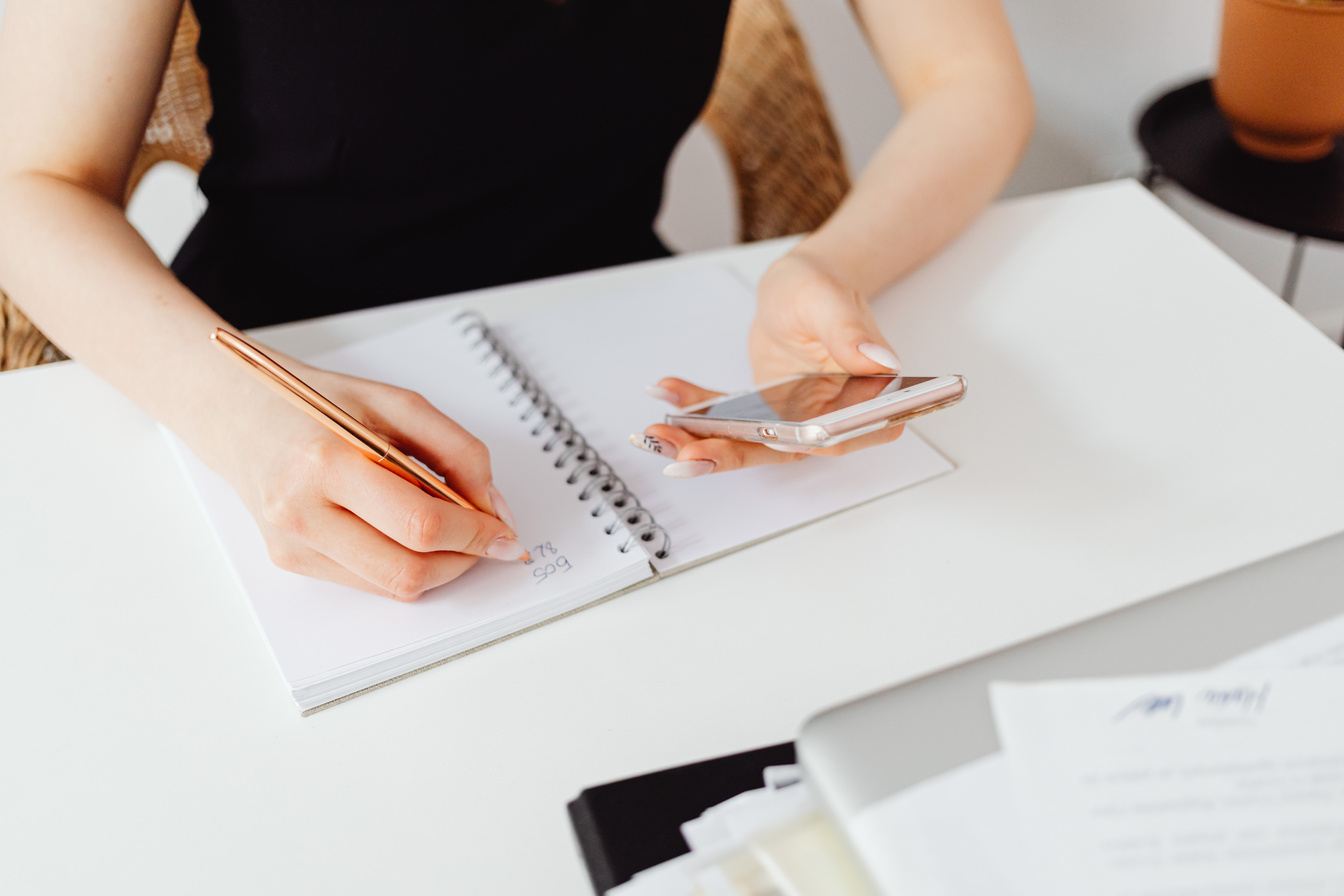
(0, 0, 849, 371)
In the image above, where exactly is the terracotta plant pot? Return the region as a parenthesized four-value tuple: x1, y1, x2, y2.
(1214, 0, 1344, 162)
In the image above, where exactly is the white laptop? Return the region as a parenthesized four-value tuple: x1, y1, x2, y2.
(797, 531, 1344, 895)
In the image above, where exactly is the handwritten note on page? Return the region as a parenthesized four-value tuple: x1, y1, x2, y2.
(991, 669, 1344, 896)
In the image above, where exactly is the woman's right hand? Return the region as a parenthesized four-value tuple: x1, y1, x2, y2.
(0, 1, 522, 603)
(197, 354, 524, 601)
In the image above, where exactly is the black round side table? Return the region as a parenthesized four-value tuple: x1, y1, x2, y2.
(1137, 78, 1344, 315)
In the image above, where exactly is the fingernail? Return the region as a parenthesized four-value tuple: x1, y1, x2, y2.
(629, 433, 676, 457)
(645, 384, 680, 404)
(663, 460, 716, 479)
(764, 442, 812, 453)
(486, 536, 526, 561)
(858, 342, 901, 371)
(487, 484, 518, 531)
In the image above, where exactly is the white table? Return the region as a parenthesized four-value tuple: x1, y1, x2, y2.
(7, 181, 1344, 894)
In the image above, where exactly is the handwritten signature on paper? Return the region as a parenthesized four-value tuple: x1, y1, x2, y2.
(524, 541, 573, 584)
(1114, 683, 1271, 723)
(1196, 684, 1271, 714)
(1115, 693, 1184, 721)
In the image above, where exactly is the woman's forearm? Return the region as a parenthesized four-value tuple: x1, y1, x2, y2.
(0, 172, 249, 454)
(798, 76, 1033, 301)
(0, 171, 526, 596)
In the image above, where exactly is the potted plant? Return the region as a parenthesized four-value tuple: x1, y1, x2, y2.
(1215, 0, 1344, 161)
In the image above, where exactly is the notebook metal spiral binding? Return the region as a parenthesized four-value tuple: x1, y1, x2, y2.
(454, 312, 672, 560)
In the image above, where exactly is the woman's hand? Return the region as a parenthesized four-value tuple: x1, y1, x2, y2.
(748, 249, 900, 385)
(204, 356, 524, 601)
(634, 251, 906, 477)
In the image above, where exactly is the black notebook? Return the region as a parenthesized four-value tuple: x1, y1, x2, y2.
(568, 742, 798, 894)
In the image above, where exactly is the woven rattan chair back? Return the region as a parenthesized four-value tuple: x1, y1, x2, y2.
(125, 3, 213, 204)
(703, 0, 851, 243)
(0, 0, 848, 371)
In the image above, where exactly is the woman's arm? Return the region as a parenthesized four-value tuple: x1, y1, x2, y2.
(0, 0, 523, 598)
(641, 0, 1032, 475)
(789, 0, 1033, 300)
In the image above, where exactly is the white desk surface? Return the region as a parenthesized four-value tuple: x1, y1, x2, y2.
(6, 181, 1344, 894)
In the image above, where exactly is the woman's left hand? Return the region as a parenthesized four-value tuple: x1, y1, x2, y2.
(635, 250, 908, 477)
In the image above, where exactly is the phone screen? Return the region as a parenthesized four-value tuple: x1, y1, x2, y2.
(688, 375, 937, 423)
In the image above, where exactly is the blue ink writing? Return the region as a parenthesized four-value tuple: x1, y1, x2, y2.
(532, 556, 573, 584)
(1115, 693, 1183, 721)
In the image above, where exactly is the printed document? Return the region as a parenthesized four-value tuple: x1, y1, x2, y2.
(991, 668, 1344, 896)
(846, 609, 1344, 896)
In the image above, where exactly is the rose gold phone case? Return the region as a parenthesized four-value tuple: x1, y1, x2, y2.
(665, 375, 966, 449)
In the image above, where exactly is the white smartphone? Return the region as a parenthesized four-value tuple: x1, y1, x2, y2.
(665, 374, 966, 450)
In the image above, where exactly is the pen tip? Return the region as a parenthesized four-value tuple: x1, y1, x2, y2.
(520, 551, 532, 563)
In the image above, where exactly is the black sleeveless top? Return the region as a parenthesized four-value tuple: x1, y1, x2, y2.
(172, 1, 731, 328)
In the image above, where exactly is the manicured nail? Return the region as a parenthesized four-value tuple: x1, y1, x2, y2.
(858, 342, 901, 371)
(645, 384, 680, 404)
(487, 484, 518, 531)
(663, 460, 716, 479)
(486, 537, 526, 561)
(629, 433, 677, 457)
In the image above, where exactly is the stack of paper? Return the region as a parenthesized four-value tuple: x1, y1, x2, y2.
(994, 668, 1344, 895)
(612, 766, 875, 896)
(846, 612, 1344, 896)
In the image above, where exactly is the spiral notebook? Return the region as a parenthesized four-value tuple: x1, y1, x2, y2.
(167, 266, 955, 713)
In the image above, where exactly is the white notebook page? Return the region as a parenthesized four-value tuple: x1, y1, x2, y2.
(167, 316, 653, 710)
(496, 266, 955, 571)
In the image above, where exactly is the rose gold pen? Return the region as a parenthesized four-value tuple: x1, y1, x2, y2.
(210, 328, 527, 560)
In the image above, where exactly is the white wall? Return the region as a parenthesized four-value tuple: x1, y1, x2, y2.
(3, 0, 1341, 336)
